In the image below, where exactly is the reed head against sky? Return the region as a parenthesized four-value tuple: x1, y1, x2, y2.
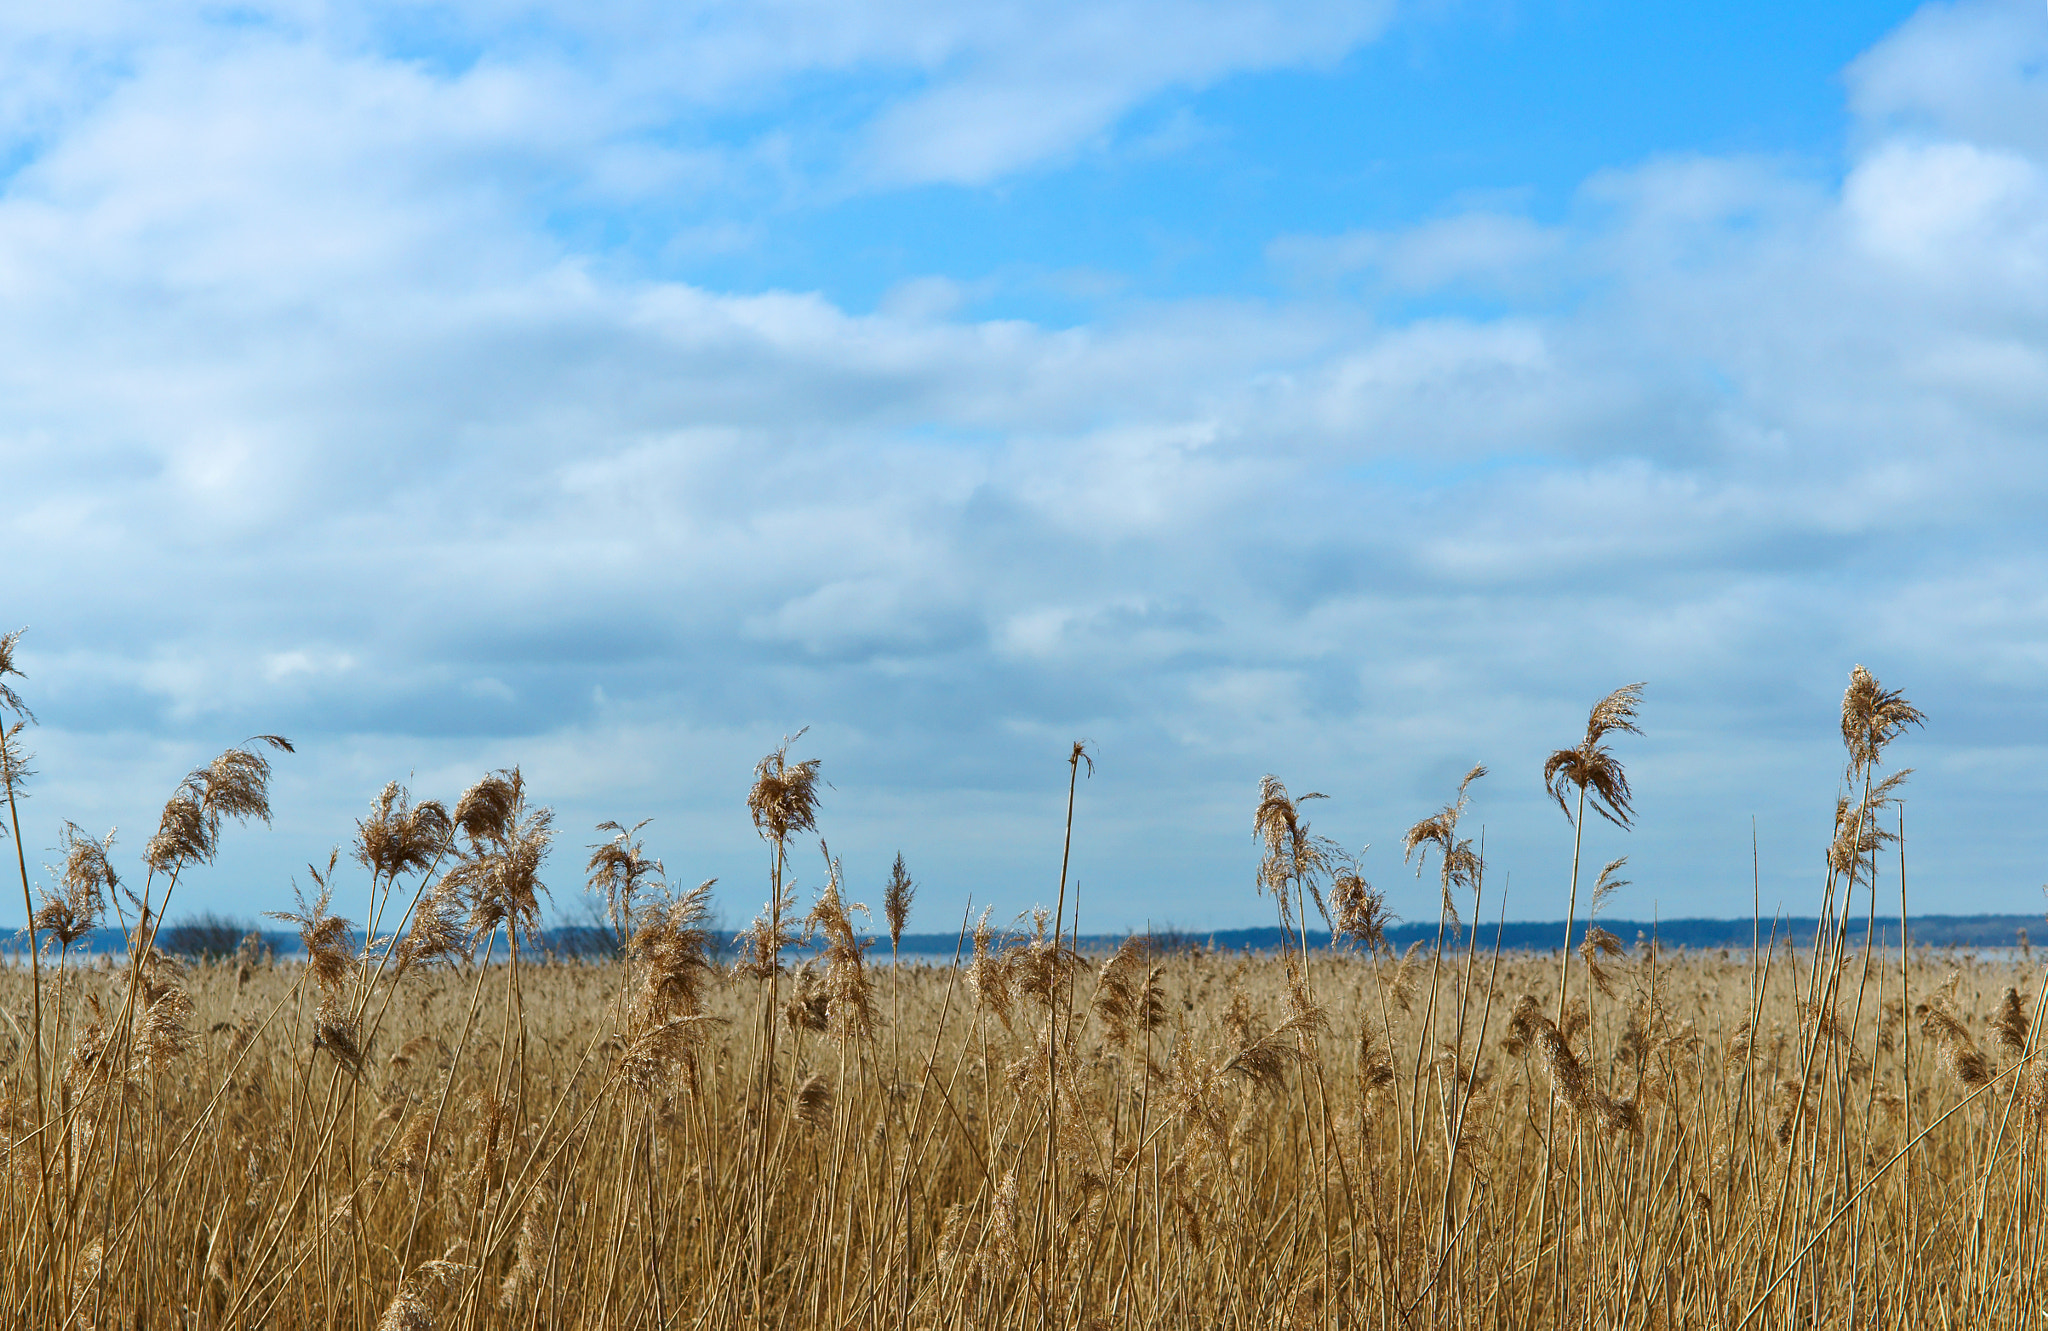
(3, 0, 2045, 930)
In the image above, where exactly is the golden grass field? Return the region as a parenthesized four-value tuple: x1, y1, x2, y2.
(4, 926, 2044, 1329)
(3, 655, 2044, 1328)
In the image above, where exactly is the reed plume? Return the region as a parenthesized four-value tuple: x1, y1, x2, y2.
(357, 782, 453, 883)
(1403, 764, 1485, 930)
(1919, 994, 1992, 1089)
(1544, 684, 1644, 830)
(884, 851, 914, 953)
(1842, 664, 1926, 774)
(966, 908, 1016, 1031)
(587, 818, 664, 947)
(144, 736, 294, 875)
(1092, 935, 1167, 1054)
(1543, 683, 1644, 1024)
(804, 849, 878, 1046)
(444, 768, 553, 945)
(34, 823, 117, 950)
(1992, 987, 2030, 1055)
(1254, 776, 1336, 950)
(1329, 849, 1388, 950)
(376, 1260, 470, 1331)
(1578, 926, 1626, 999)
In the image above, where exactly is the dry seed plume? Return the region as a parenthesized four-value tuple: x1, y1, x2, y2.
(884, 851, 914, 951)
(1992, 987, 2031, 1055)
(1578, 926, 1627, 999)
(804, 848, 878, 1045)
(1919, 993, 1992, 1089)
(793, 1071, 833, 1131)
(1254, 775, 1338, 936)
(444, 768, 553, 942)
(1841, 664, 1925, 773)
(35, 822, 118, 948)
(1543, 683, 1645, 828)
(748, 732, 823, 849)
(1093, 935, 1167, 1053)
(587, 818, 665, 943)
(145, 736, 293, 873)
(267, 856, 357, 996)
(1329, 849, 1388, 949)
(356, 783, 453, 883)
(966, 908, 1016, 1030)
(1404, 764, 1485, 927)
(1587, 856, 1629, 918)
(0, 627, 31, 719)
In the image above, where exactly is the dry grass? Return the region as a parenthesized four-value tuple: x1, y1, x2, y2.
(5, 935, 2047, 1328)
(2, 656, 2045, 1328)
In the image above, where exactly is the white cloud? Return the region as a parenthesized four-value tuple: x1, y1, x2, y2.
(5, 0, 2048, 929)
(0, 0, 1402, 203)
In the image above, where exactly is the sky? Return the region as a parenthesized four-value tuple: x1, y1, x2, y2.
(3, 0, 2046, 938)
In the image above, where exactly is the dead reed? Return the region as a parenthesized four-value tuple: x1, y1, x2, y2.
(0, 650, 2042, 1328)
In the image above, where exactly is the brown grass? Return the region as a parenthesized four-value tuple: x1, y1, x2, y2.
(7, 930, 2047, 1328)
(2, 659, 2045, 1327)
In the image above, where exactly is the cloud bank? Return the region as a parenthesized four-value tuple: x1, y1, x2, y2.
(3, 0, 2045, 932)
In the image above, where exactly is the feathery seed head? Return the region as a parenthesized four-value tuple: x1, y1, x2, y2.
(1385, 940, 1426, 1013)
(1404, 765, 1485, 925)
(1544, 684, 1644, 828)
(785, 963, 831, 1033)
(1254, 776, 1338, 933)
(885, 852, 914, 950)
(355, 783, 452, 882)
(266, 854, 357, 995)
(453, 770, 522, 850)
(1329, 847, 1390, 950)
(444, 771, 553, 943)
(966, 908, 1016, 1030)
(1828, 771, 1910, 885)
(804, 851, 879, 1044)
(145, 737, 292, 873)
(1588, 857, 1630, 918)
(1092, 935, 1166, 1052)
(37, 824, 119, 949)
(1841, 665, 1924, 773)
(377, 1261, 470, 1331)
(397, 881, 469, 972)
(146, 793, 211, 874)
(1579, 926, 1627, 999)
(0, 628, 30, 720)
(629, 879, 719, 1023)
(748, 732, 822, 848)
(1920, 993, 1993, 1089)
(1993, 987, 2031, 1055)
(586, 818, 665, 942)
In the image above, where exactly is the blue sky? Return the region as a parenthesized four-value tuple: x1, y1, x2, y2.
(3, 0, 2046, 937)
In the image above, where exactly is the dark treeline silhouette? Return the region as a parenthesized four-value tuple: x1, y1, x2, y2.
(13, 913, 2043, 961)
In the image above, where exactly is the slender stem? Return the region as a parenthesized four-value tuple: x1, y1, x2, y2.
(1537, 780, 1587, 1326)
(1043, 744, 1083, 1331)
(1556, 782, 1588, 1025)
(1897, 802, 1911, 1321)
(3, 726, 53, 1317)
(753, 834, 785, 1325)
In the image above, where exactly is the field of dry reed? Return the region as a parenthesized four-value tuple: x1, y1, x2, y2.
(4, 639, 2046, 1329)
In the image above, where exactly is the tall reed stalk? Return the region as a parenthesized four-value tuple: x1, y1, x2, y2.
(0, 664, 2034, 1331)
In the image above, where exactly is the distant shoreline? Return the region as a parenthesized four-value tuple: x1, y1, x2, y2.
(7, 912, 2042, 959)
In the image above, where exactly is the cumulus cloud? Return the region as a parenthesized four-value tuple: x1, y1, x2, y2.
(3, 0, 2046, 931)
